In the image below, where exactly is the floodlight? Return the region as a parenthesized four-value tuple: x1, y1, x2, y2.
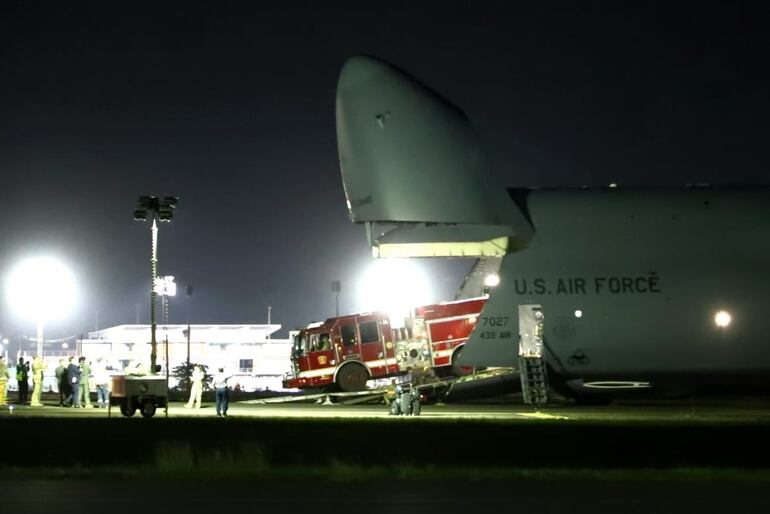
(483, 273, 500, 288)
(154, 275, 177, 296)
(714, 310, 732, 328)
(6, 256, 77, 322)
(357, 259, 432, 326)
(6, 256, 77, 357)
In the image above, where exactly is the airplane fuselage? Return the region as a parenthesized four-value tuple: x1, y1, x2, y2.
(465, 186, 770, 394)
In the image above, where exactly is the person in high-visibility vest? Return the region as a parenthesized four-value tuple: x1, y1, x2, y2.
(0, 356, 9, 405)
(185, 365, 204, 409)
(16, 357, 29, 403)
(30, 355, 47, 407)
(78, 357, 92, 408)
(384, 379, 397, 407)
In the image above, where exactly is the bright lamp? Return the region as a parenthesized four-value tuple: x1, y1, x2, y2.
(6, 256, 77, 322)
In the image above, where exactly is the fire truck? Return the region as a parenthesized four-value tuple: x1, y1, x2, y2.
(282, 297, 486, 391)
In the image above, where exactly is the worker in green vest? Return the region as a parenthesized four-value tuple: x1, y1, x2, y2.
(16, 357, 30, 403)
(78, 357, 93, 408)
(0, 356, 9, 406)
(30, 355, 47, 407)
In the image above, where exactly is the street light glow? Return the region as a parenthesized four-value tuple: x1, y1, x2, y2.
(154, 275, 177, 296)
(6, 256, 77, 322)
(714, 310, 732, 328)
(357, 259, 432, 326)
(483, 273, 500, 288)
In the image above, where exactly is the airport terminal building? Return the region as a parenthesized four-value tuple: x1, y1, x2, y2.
(81, 324, 292, 391)
(9, 324, 292, 393)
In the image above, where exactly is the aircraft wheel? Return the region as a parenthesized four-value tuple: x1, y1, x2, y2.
(140, 400, 157, 418)
(336, 364, 368, 392)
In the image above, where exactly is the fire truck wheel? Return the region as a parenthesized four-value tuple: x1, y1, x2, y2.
(140, 400, 157, 418)
(336, 363, 368, 392)
(120, 400, 136, 417)
(450, 347, 474, 377)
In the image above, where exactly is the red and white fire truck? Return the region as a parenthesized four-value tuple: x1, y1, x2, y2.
(282, 297, 486, 391)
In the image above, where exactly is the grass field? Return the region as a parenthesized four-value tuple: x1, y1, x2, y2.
(3, 398, 770, 481)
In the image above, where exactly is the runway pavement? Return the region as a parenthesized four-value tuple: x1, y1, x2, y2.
(3, 396, 770, 424)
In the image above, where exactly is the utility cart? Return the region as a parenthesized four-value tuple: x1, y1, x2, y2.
(109, 375, 168, 418)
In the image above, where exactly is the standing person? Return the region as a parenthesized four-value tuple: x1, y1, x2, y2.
(0, 356, 9, 406)
(384, 378, 397, 407)
(92, 358, 110, 408)
(212, 367, 232, 417)
(55, 359, 68, 407)
(30, 355, 47, 407)
(16, 357, 29, 403)
(185, 365, 204, 409)
(66, 356, 82, 408)
(78, 357, 92, 408)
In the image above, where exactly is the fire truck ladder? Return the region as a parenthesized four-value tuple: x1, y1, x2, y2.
(518, 304, 549, 406)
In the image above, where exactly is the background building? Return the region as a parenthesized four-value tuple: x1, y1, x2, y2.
(8, 324, 292, 393)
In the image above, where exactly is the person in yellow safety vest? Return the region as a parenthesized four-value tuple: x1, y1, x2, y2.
(0, 356, 9, 405)
(384, 378, 397, 406)
(16, 357, 29, 403)
(30, 355, 47, 407)
(78, 357, 93, 408)
(185, 365, 204, 409)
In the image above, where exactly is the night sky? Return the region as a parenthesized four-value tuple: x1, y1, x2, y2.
(1, 2, 768, 340)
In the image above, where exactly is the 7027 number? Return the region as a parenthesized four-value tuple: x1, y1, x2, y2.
(480, 316, 509, 327)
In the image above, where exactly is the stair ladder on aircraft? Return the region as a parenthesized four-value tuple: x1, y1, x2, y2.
(455, 256, 503, 300)
(518, 304, 549, 406)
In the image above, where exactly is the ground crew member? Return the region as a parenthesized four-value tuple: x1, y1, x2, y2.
(212, 367, 232, 417)
(92, 358, 110, 408)
(384, 378, 397, 406)
(16, 357, 29, 403)
(66, 356, 81, 407)
(78, 357, 92, 408)
(185, 365, 204, 409)
(0, 356, 9, 406)
(30, 355, 47, 407)
(55, 359, 68, 407)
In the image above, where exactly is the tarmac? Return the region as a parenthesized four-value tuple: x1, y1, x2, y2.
(2, 395, 770, 424)
(3, 396, 770, 512)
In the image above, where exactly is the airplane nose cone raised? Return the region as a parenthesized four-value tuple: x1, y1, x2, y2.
(335, 55, 504, 225)
(337, 55, 399, 91)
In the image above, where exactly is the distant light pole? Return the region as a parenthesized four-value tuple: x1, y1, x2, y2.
(332, 280, 341, 317)
(156, 275, 177, 325)
(6, 257, 77, 358)
(267, 305, 272, 340)
(185, 284, 193, 368)
(134, 195, 179, 375)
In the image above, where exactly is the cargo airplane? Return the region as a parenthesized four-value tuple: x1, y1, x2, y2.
(334, 56, 770, 402)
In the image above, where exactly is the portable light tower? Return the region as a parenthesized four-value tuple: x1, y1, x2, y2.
(134, 195, 179, 375)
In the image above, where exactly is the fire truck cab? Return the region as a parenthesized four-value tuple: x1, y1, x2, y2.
(286, 311, 400, 391)
(283, 297, 486, 392)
